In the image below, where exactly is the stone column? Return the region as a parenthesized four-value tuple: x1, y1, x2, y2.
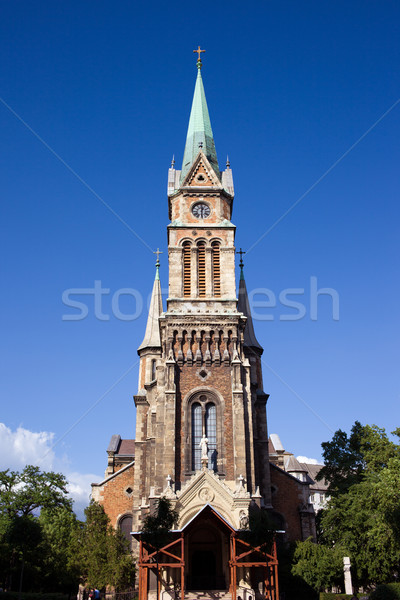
(343, 557, 353, 595)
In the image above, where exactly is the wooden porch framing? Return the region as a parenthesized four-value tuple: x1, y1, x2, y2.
(137, 534, 185, 600)
(135, 506, 278, 600)
(229, 534, 279, 600)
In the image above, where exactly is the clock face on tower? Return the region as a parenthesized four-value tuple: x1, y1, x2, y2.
(192, 202, 211, 219)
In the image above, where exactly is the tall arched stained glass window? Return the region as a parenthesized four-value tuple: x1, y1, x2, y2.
(205, 403, 217, 471)
(191, 403, 202, 470)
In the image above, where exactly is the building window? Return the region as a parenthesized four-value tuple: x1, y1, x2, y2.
(205, 403, 217, 470)
(191, 403, 202, 470)
(309, 494, 315, 503)
(191, 396, 217, 471)
(183, 241, 191, 297)
(197, 241, 206, 297)
(118, 514, 133, 549)
(211, 242, 221, 297)
(151, 359, 156, 381)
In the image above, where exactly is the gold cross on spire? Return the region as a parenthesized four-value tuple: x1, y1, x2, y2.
(193, 46, 205, 60)
(193, 45, 205, 67)
(153, 248, 163, 265)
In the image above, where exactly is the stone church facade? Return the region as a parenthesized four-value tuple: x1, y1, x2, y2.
(92, 53, 315, 600)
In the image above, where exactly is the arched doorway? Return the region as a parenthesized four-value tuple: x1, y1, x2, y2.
(191, 549, 216, 589)
(187, 523, 226, 590)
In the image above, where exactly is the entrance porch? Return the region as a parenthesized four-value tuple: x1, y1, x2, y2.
(134, 505, 278, 600)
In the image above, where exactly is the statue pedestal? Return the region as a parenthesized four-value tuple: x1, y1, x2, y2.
(201, 457, 208, 470)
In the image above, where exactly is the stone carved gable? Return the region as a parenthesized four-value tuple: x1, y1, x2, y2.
(181, 151, 222, 189)
(174, 469, 251, 529)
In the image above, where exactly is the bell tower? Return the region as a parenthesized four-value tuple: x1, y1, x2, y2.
(132, 52, 272, 533)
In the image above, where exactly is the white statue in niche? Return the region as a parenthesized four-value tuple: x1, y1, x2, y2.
(199, 435, 209, 459)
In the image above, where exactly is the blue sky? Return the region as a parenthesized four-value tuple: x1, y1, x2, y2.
(1, 1, 399, 515)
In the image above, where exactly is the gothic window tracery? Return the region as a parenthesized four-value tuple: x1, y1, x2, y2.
(191, 395, 217, 471)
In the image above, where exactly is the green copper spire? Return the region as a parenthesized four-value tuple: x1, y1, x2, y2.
(153, 248, 162, 281)
(180, 50, 220, 183)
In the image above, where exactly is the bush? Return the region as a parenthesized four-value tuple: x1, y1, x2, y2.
(0, 593, 69, 600)
(319, 594, 354, 600)
(370, 584, 400, 600)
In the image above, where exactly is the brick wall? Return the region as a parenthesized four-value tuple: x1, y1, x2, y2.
(270, 465, 305, 542)
(96, 463, 135, 528)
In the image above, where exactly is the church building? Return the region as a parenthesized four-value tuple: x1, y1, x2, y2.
(92, 50, 315, 600)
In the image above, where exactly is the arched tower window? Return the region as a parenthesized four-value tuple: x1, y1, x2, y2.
(205, 403, 217, 470)
(197, 241, 206, 297)
(191, 403, 202, 470)
(191, 396, 217, 471)
(183, 241, 191, 297)
(211, 241, 221, 297)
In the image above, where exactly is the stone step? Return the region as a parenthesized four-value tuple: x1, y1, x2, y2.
(185, 593, 231, 600)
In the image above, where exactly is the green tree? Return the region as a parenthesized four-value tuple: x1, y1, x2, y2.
(0, 466, 74, 592)
(316, 421, 366, 497)
(0, 466, 72, 521)
(291, 537, 344, 592)
(70, 501, 135, 591)
(314, 424, 400, 589)
(320, 466, 400, 587)
(39, 506, 81, 592)
(317, 422, 400, 497)
(4, 514, 42, 596)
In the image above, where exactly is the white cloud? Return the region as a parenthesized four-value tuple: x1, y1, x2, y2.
(296, 455, 322, 465)
(0, 423, 55, 470)
(0, 423, 100, 519)
(67, 471, 100, 519)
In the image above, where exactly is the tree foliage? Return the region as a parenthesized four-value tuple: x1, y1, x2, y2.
(291, 537, 344, 592)
(0, 467, 75, 592)
(69, 501, 135, 590)
(0, 467, 135, 593)
(39, 506, 81, 591)
(0, 466, 72, 521)
(141, 497, 178, 552)
(294, 423, 400, 591)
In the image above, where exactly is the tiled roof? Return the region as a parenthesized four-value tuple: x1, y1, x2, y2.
(117, 439, 135, 456)
(299, 462, 328, 491)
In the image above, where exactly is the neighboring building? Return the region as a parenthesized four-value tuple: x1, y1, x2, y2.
(269, 433, 329, 513)
(92, 53, 316, 600)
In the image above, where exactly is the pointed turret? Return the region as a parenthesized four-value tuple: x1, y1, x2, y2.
(237, 256, 263, 353)
(137, 257, 163, 352)
(180, 57, 220, 183)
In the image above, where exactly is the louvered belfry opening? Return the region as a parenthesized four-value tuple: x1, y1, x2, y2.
(183, 241, 191, 297)
(212, 242, 221, 297)
(197, 241, 206, 297)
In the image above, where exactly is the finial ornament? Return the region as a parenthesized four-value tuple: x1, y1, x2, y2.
(193, 45, 205, 68)
(237, 248, 246, 280)
(153, 249, 163, 279)
(171, 155, 175, 168)
(236, 247, 246, 269)
(226, 155, 230, 168)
